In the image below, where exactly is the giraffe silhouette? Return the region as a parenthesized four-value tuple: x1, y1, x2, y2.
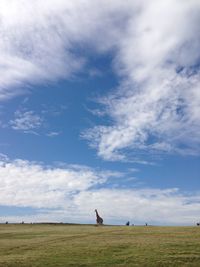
(95, 209, 103, 225)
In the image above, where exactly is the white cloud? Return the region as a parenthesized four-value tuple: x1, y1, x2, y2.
(0, 157, 200, 225)
(83, 0, 200, 160)
(0, 0, 133, 99)
(46, 131, 61, 137)
(0, 158, 115, 209)
(10, 110, 43, 132)
(0, 0, 86, 99)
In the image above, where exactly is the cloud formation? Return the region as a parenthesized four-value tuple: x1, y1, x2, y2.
(9, 110, 43, 134)
(46, 131, 61, 137)
(83, 0, 200, 160)
(0, 0, 130, 99)
(0, 157, 115, 209)
(0, 157, 200, 225)
(0, 0, 200, 159)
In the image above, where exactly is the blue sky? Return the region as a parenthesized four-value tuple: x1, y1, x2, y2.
(0, 0, 200, 225)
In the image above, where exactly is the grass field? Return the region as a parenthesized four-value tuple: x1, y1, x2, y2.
(0, 224, 200, 266)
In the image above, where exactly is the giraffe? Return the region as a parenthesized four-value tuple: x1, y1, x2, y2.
(95, 209, 103, 225)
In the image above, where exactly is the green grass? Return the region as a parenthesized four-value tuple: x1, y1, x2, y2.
(0, 224, 200, 266)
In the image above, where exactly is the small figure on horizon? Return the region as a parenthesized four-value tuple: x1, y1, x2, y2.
(126, 221, 130, 226)
(95, 209, 103, 225)
(197, 222, 200, 226)
(145, 223, 148, 226)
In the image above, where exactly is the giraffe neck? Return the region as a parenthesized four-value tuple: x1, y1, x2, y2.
(95, 210, 100, 218)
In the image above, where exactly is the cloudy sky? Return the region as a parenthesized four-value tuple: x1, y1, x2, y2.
(0, 0, 200, 225)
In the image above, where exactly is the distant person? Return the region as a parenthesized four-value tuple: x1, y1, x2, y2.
(126, 221, 130, 226)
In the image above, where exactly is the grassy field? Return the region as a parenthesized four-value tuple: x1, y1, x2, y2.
(0, 224, 200, 266)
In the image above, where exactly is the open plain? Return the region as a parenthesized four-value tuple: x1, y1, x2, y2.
(0, 224, 200, 267)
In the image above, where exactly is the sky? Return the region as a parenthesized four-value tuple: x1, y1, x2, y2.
(0, 0, 200, 225)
